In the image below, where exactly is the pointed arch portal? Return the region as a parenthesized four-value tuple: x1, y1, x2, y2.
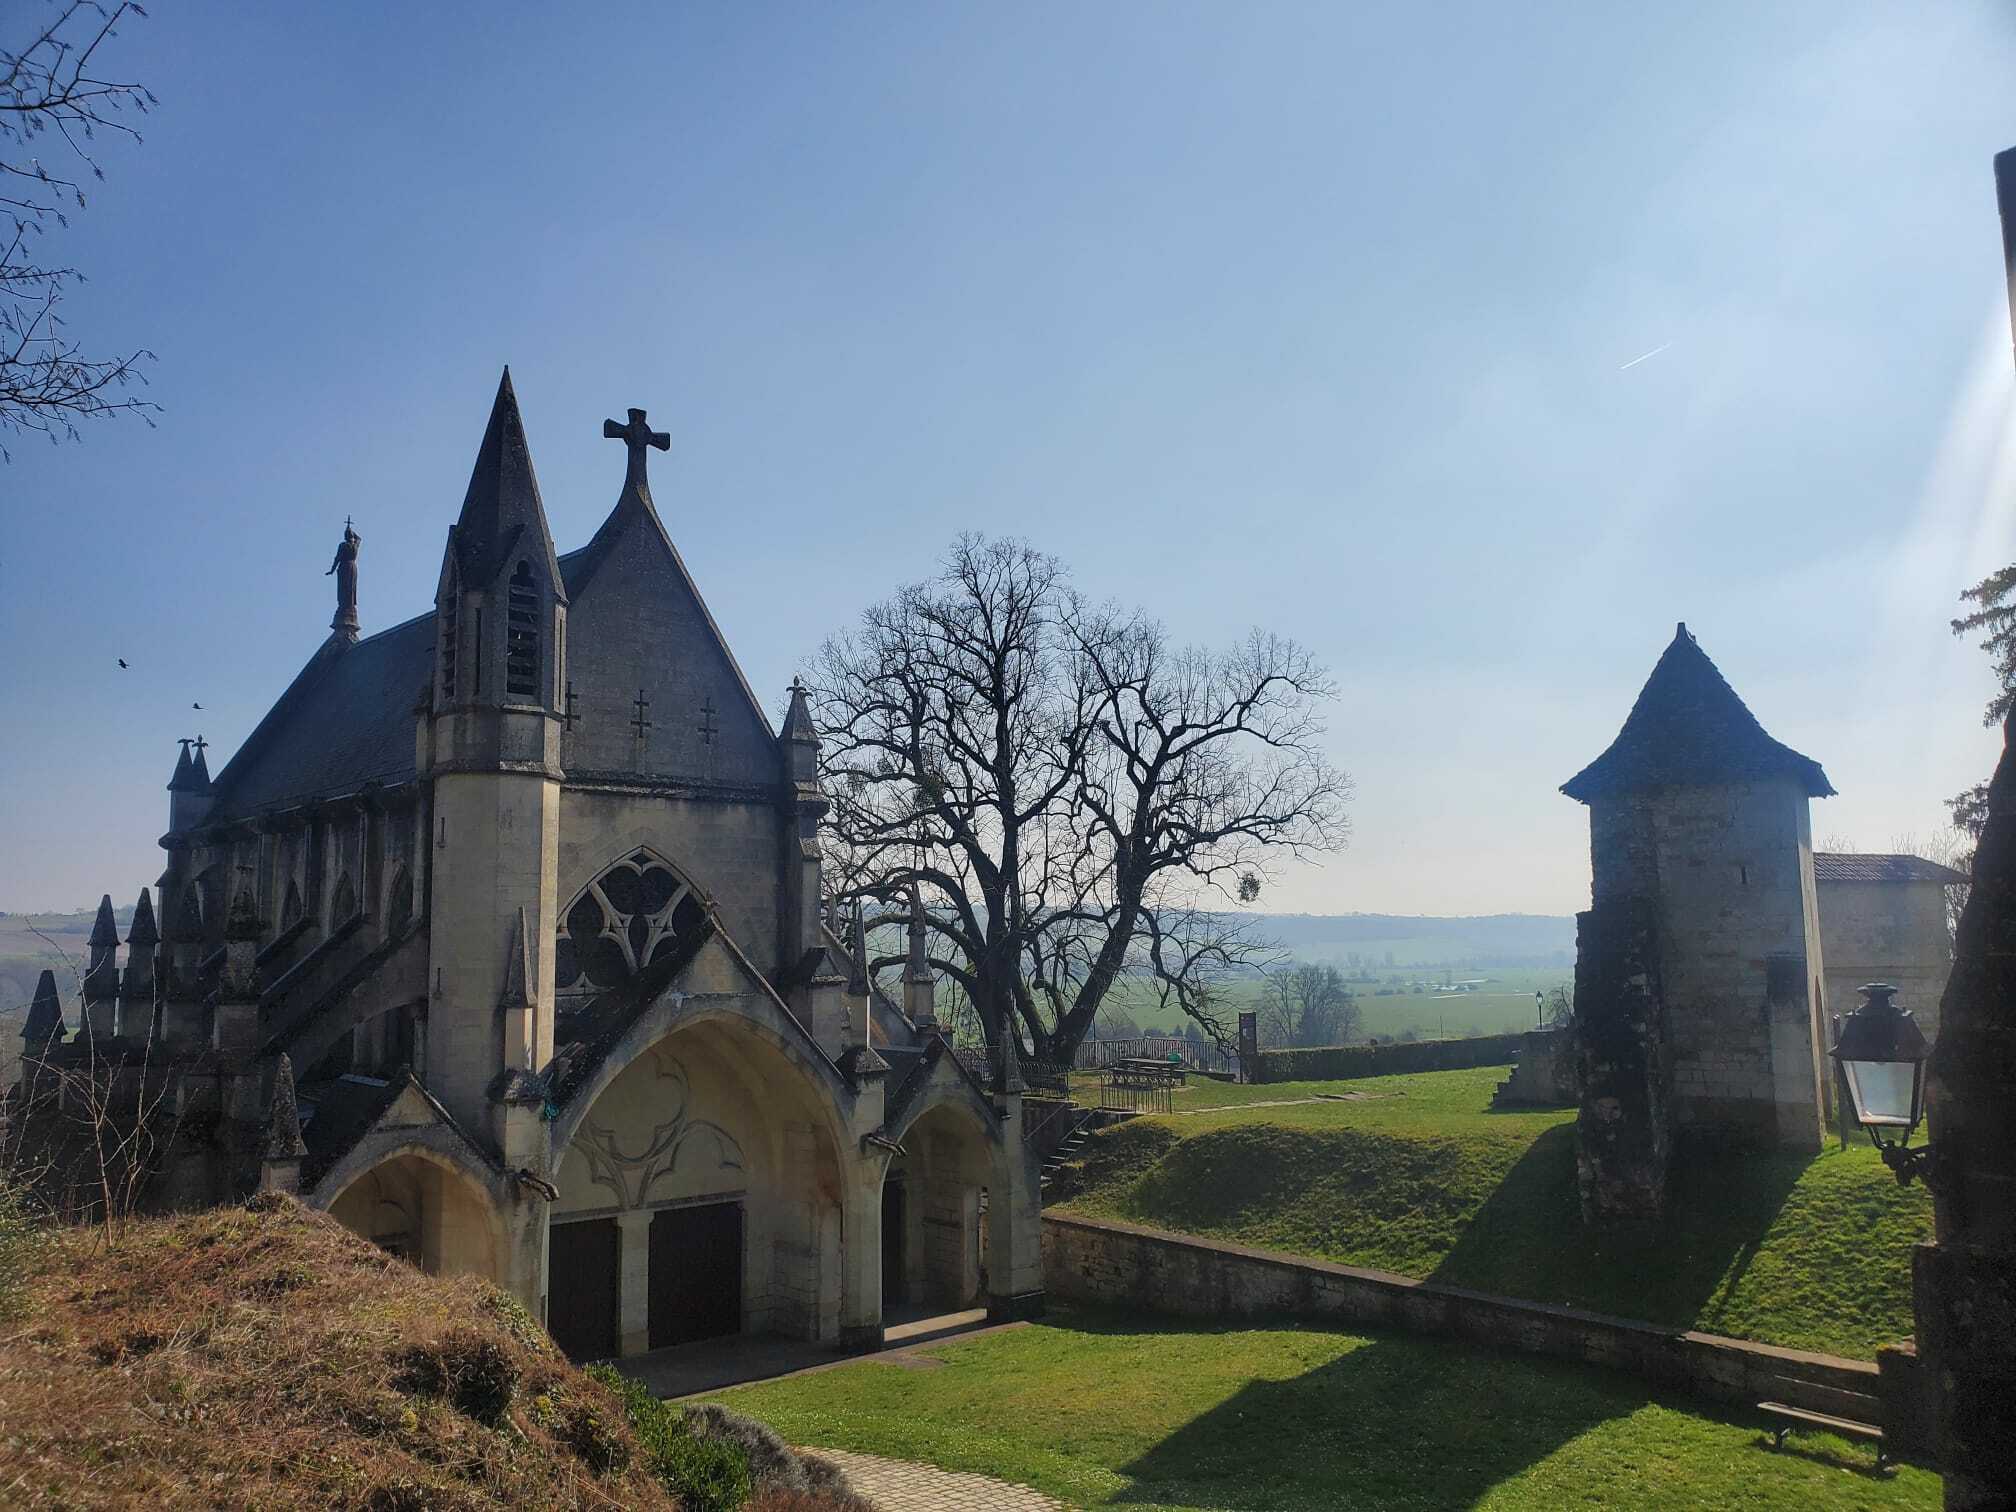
(881, 1098, 993, 1313)
(325, 1147, 504, 1283)
(547, 1007, 846, 1360)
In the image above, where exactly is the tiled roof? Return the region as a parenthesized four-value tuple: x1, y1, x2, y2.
(1813, 852, 1968, 885)
(1562, 624, 1833, 803)
(205, 613, 435, 822)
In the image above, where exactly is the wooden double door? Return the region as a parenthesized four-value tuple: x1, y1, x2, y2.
(648, 1201, 743, 1349)
(546, 1202, 744, 1360)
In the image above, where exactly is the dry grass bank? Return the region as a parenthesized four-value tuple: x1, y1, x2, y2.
(0, 1195, 859, 1510)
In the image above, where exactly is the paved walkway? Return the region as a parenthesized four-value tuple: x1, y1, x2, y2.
(615, 1309, 996, 1398)
(808, 1446, 1068, 1511)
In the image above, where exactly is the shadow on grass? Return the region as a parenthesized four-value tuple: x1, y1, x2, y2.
(1425, 1122, 1812, 1333)
(1106, 1317, 1647, 1510)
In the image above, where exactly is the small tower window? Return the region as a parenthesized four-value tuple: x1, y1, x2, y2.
(440, 590, 459, 698)
(506, 560, 540, 698)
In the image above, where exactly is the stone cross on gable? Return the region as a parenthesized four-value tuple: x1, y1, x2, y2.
(603, 407, 670, 491)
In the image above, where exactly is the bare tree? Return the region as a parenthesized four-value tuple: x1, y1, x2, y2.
(809, 535, 1350, 1064)
(1258, 962, 1360, 1048)
(3, 926, 179, 1249)
(2, 1, 158, 456)
(1543, 983, 1573, 1029)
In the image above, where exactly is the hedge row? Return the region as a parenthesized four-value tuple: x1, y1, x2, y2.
(1252, 1032, 1525, 1084)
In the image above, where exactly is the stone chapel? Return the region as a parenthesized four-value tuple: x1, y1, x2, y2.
(13, 368, 1043, 1359)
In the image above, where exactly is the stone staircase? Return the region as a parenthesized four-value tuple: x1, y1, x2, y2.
(1037, 1106, 1137, 1204)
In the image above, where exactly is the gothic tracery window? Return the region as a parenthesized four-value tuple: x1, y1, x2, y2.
(555, 852, 704, 1001)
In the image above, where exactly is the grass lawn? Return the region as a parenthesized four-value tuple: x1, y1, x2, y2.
(1055, 1067, 1931, 1359)
(717, 1309, 1939, 1510)
(1094, 971, 1574, 1042)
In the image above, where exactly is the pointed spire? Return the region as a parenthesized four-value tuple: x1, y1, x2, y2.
(168, 738, 196, 791)
(451, 367, 566, 598)
(906, 886, 931, 981)
(265, 1054, 308, 1161)
(83, 894, 121, 1019)
(89, 894, 119, 951)
(190, 739, 212, 791)
(994, 1020, 1026, 1095)
(127, 887, 159, 949)
(22, 969, 65, 1043)
(500, 906, 532, 1010)
(904, 885, 936, 1028)
(846, 900, 870, 998)
(782, 677, 818, 746)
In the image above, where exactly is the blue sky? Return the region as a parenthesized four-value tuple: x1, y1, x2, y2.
(3, 1, 2014, 916)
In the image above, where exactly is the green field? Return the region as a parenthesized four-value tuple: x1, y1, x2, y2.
(1054, 1067, 1931, 1360)
(717, 1309, 1937, 1510)
(1096, 968, 1573, 1044)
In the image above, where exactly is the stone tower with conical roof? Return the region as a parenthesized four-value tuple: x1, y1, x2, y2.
(1563, 624, 1833, 1218)
(425, 367, 568, 1132)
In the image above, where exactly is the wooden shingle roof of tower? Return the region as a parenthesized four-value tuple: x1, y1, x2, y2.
(1561, 623, 1834, 803)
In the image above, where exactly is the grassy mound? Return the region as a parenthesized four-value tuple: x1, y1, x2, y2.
(1058, 1067, 1931, 1358)
(0, 1196, 858, 1510)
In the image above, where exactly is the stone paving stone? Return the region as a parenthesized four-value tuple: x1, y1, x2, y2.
(806, 1446, 1069, 1511)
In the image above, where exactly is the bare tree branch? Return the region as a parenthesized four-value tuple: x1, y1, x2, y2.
(809, 534, 1351, 1064)
(1, 1, 158, 457)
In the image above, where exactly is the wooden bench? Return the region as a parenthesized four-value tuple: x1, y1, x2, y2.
(1758, 1400, 1888, 1471)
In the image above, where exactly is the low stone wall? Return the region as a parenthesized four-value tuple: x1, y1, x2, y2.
(1042, 1213, 1913, 1450)
(1253, 1032, 1524, 1084)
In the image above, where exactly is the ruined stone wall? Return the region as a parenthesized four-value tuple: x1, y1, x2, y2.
(1817, 880, 1953, 1045)
(1589, 779, 1825, 1151)
(1573, 897, 1668, 1220)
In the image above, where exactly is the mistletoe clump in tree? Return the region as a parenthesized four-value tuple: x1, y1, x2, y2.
(808, 534, 1350, 1065)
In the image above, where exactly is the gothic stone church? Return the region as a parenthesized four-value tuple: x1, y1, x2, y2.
(19, 369, 1041, 1358)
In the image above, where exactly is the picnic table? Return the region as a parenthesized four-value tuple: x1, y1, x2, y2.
(1114, 1057, 1187, 1083)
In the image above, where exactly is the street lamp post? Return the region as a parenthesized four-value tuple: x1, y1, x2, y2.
(1829, 983, 1936, 1187)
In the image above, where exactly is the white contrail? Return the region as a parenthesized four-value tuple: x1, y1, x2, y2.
(1619, 342, 1672, 372)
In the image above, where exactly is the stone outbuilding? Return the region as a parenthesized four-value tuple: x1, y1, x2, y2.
(1811, 852, 1964, 1046)
(10, 370, 1042, 1361)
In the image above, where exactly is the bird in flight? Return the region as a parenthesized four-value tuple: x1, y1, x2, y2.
(117, 658, 128, 669)
(192, 702, 204, 710)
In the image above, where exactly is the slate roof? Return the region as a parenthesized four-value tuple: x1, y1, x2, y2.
(201, 372, 773, 824)
(205, 612, 434, 822)
(449, 368, 565, 596)
(1813, 852, 1968, 885)
(1561, 624, 1834, 803)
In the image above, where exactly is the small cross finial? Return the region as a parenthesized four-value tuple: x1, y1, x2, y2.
(177, 737, 193, 754)
(603, 406, 671, 492)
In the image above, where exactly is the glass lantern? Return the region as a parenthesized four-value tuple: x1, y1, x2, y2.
(1829, 983, 1929, 1148)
